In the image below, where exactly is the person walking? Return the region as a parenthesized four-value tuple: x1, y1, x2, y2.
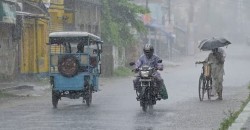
(206, 47, 226, 100)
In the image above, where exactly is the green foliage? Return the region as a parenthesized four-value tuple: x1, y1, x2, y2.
(219, 110, 241, 130)
(101, 0, 148, 46)
(113, 66, 132, 77)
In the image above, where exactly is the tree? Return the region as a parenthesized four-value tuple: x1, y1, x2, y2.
(101, 0, 149, 46)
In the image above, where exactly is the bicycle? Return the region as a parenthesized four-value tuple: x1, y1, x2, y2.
(195, 61, 212, 101)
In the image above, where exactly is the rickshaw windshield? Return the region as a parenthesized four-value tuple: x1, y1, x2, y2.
(49, 38, 102, 55)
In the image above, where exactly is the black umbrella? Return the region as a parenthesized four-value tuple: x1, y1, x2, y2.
(198, 37, 231, 51)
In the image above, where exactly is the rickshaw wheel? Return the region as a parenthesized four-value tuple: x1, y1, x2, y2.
(141, 101, 148, 112)
(199, 76, 205, 101)
(84, 85, 92, 106)
(58, 55, 79, 77)
(52, 90, 59, 108)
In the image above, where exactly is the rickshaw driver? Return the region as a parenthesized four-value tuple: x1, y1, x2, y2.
(63, 42, 71, 53)
(76, 42, 84, 53)
(76, 42, 86, 72)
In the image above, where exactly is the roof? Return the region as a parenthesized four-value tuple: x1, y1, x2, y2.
(49, 32, 100, 40)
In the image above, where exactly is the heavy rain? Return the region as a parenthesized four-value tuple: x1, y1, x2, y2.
(0, 0, 250, 130)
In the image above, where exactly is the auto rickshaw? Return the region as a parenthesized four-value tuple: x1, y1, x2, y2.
(48, 32, 103, 108)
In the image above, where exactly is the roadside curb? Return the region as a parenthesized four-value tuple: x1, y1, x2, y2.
(0, 82, 44, 92)
(0, 83, 19, 91)
(228, 94, 250, 130)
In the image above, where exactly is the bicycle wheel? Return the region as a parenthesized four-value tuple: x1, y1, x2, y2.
(207, 79, 212, 100)
(199, 75, 205, 101)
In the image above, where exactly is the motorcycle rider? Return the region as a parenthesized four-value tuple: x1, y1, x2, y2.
(133, 43, 165, 100)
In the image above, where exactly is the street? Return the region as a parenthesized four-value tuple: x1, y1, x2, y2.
(0, 44, 250, 130)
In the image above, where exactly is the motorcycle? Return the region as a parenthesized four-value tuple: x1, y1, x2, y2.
(130, 60, 162, 112)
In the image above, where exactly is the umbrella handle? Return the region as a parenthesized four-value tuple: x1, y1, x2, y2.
(195, 61, 206, 64)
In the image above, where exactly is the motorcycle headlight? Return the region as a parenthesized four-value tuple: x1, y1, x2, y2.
(140, 71, 149, 77)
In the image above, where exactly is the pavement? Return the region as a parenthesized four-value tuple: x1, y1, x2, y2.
(228, 98, 250, 130)
(0, 56, 249, 130)
(0, 80, 50, 97)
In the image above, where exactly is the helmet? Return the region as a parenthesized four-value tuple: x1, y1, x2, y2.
(143, 44, 154, 58)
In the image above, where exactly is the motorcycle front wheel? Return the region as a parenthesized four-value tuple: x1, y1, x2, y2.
(140, 100, 148, 112)
(148, 105, 153, 111)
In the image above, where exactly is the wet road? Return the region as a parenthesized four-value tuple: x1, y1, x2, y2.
(0, 44, 250, 130)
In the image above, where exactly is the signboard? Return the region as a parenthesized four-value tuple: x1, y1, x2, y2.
(143, 14, 152, 24)
(0, 1, 16, 24)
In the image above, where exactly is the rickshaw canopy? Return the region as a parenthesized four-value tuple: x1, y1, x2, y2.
(49, 31, 103, 45)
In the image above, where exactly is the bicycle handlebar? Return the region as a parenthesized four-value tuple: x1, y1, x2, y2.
(195, 61, 213, 65)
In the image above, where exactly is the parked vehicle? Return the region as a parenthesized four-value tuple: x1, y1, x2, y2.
(130, 60, 162, 112)
(48, 32, 103, 108)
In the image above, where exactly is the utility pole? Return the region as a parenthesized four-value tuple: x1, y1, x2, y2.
(237, 0, 244, 42)
(144, 0, 149, 44)
(166, 0, 172, 60)
(146, 0, 149, 10)
(168, 0, 171, 23)
(187, 0, 195, 55)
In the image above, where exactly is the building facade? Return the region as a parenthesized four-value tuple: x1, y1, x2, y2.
(0, 0, 18, 80)
(64, 0, 101, 36)
(18, 0, 50, 74)
(0, 0, 103, 79)
(19, 0, 102, 74)
(133, 0, 176, 60)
